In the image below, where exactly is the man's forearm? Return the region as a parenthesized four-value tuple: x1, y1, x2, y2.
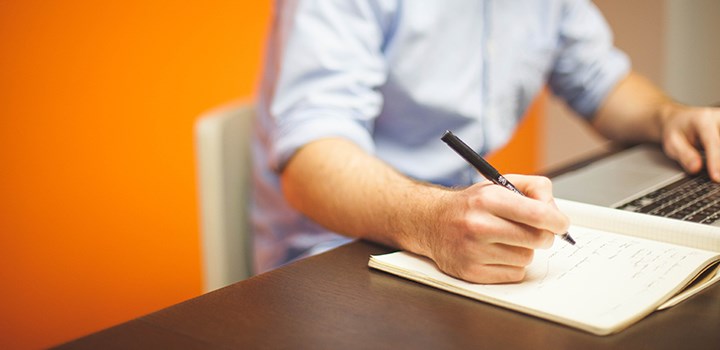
(592, 71, 677, 143)
(280, 137, 450, 256)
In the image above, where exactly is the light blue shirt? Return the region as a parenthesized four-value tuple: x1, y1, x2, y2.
(251, 0, 630, 273)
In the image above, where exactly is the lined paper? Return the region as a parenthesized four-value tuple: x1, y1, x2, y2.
(370, 225, 719, 335)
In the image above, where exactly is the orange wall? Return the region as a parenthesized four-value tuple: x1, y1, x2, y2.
(0, 1, 271, 349)
(0, 2, 541, 349)
(487, 91, 546, 175)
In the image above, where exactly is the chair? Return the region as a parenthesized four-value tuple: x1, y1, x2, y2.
(194, 102, 254, 292)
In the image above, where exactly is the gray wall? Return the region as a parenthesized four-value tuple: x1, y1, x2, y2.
(665, 0, 720, 106)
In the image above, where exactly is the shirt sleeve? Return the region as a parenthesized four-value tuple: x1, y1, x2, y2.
(268, 0, 395, 171)
(547, 0, 631, 120)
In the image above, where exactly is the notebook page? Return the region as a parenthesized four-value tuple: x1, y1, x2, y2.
(370, 227, 719, 335)
(555, 198, 720, 252)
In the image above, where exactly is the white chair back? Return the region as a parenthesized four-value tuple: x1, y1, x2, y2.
(194, 102, 254, 292)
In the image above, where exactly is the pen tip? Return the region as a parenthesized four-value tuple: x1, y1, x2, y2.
(563, 234, 576, 245)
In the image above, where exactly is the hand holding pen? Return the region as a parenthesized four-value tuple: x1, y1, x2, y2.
(441, 130, 575, 245)
(412, 131, 570, 284)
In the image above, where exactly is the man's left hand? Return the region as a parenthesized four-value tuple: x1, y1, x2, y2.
(660, 105, 720, 181)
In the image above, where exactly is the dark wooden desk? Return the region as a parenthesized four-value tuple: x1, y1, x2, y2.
(58, 148, 720, 349)
(57, 240, 720, 349)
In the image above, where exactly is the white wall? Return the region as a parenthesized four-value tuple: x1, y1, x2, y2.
(542, 0, 720, 172)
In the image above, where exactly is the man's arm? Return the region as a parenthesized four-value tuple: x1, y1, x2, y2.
(280, 137, 568, 283)
(592, 71, 720, 181)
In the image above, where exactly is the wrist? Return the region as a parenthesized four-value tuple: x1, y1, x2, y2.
(393, 182, 456, 259)
(656, 100, 687, 141)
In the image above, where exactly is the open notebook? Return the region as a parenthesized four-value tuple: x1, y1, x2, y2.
(369, 199, 720, 335)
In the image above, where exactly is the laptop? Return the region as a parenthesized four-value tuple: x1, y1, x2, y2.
(552, 144, 720, 227)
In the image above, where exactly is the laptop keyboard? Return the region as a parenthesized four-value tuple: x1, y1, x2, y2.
(616, 173, 720, 224)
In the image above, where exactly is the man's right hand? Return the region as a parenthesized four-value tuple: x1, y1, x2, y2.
(420, 174, 568, 284)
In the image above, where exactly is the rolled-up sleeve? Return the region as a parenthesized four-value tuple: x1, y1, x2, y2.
(548, 0, 630, 120)
(269, 0, 392, 170)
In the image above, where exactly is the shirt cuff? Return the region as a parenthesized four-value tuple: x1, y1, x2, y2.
(570, 50, 631, 120)
(271, 109, 376, 171)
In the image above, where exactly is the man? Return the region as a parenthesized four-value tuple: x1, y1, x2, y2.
(251, 0, 720, 282)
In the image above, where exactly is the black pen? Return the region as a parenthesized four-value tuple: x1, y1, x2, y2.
(441, 130, 576, 245)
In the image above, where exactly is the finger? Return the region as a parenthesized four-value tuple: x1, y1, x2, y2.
(501, 175, 565, 220)
(694, 111, 720, 181)
(453, 263, 526, 284)
(475, 243, 536, 267)
(479, 188, 569, 237)
(664, 129, 703, 174)
(506, 174, 555, 203)
(465, 209, 555, 249)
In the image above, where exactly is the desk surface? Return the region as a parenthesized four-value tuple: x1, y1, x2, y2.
(58, 240, 720, 349)
(58, 148, 720, 349)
